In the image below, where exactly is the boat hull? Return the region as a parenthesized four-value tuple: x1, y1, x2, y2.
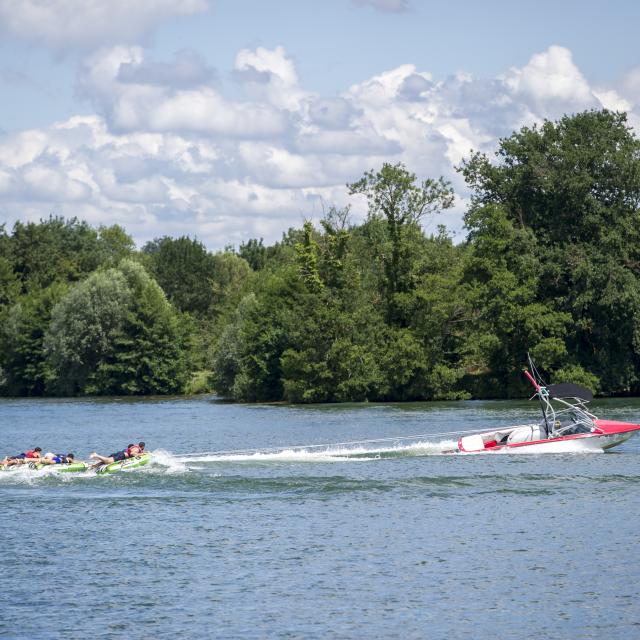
(458, 424, 639, 454)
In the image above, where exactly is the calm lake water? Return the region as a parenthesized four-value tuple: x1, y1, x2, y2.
(1, 396, 639, 639)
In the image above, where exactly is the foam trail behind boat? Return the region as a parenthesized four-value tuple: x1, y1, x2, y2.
(175, 439, 460, 463)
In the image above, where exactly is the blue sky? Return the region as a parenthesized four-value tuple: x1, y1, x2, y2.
(0, 0, 638, 248)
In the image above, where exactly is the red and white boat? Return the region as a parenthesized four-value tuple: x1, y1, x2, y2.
(457, 364, 640, 454)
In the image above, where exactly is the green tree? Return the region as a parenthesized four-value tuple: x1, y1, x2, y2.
(317, 206, 351, 290)
(0, 256, 20, 311)
(210, 264, 305, 401)
(348, 163, 454, 325)
(91, 261, 189, 395)
(280, 307, 384, 403)
(44, 270, 131, 395)
(238, 238, 267, 271)
(460, 110, 640, 246)
(0, 284, 66, 396)
(459, 110, 640, 392)
(460, 205, 572, 395)
(97, 224, 136, 265)
(211, 209, 469, 403)
(10, 216, 131, 291)
(143, 235, 217, 316)
(294, 221, 323, 293)
(209, 251, 252, 313)
(45, 260, 189, 395)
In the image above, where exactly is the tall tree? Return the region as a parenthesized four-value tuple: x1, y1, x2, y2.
(45, 260, 189, 395)
(44, 270, 131, 395)
(348, 163, 454, 325)
(92, 261, 189, 395)
(143, 236, 217, 316)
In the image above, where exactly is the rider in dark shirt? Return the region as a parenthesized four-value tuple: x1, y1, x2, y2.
(89, 442, 145, 468)
(38, 452, 76, 465)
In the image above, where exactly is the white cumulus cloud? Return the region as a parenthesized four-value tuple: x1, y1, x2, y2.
(0, 44, 638, 248)
(503, 45, 596, 119)
(234, 46, 310, 111)
(78, 47, 287, 137)
(0, 0, 208, 51)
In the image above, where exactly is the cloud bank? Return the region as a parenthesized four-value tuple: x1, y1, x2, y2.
(0, 43, 638, 248)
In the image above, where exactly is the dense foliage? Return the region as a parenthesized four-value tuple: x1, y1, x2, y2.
(45, 260, 189, 395)
(459, 109, 640, 395)
(1, 110, 640, 400)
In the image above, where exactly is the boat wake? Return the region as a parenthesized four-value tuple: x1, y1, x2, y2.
(145, 449, 189, 472)
(175, 439, 460, 464)
(0, 440, 463, 482)
(0, 435, 610, 485)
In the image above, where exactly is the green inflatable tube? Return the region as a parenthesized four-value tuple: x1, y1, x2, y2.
(95, 453, 151, 474)
(0, 461, 89, 472)
(30, 461, 89, 473)
(2, 454, 152, 474)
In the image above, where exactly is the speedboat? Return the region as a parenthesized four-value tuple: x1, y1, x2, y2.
(457, 364, 640, 454)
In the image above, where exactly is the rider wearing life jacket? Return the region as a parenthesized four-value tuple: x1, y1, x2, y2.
(110, 443, 144, 461)
(127, 442, 145, 457)
(89, 442, 146, 468)
(1, 447, 42, 467)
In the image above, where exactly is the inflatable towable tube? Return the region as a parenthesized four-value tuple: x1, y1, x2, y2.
(95, 453, 151, 474)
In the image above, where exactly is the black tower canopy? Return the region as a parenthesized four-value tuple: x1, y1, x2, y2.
(547, 382, 593, 402)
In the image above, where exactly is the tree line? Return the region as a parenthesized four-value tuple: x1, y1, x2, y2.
(2, 109, 640, 401)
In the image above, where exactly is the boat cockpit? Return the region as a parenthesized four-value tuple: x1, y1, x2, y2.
(548, 409, 596, 437)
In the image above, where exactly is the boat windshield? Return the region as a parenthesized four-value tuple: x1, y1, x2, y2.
(547, 407, 595, 437)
